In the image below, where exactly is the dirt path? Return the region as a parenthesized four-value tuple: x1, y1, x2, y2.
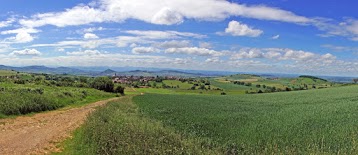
(0, 97, 119, 155)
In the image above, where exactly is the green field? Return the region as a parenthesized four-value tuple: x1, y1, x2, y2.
(132, 85, 358, 154)
(0, 70, 18, 76)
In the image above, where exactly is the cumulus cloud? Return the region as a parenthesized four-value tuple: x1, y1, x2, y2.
(151, 7, 184, 25)
(18, 0, 312, 28)
(232, 48, 264, 59)
(14, 31, 34, 43)
(1, 28, 40, 43)
(222, 21, 263, 37)
(165, 47, 223, 57)
(10, 49, 41, 56)
(132, 47, 160, 54)
(84, 33, 99, 39)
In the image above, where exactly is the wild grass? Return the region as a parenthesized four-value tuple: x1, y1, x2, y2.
(0, 83, 114, 117)
(134, 85, 358, 154)
(59, 96, 221, 155)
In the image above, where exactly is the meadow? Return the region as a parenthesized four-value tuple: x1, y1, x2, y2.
(133, 85, 358, 154)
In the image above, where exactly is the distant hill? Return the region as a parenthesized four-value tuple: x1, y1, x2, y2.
(98, 69, 117, 76)
(111, 70, 205, 77)
(0, 65, 89, 75)
(0, 65, 209, 77)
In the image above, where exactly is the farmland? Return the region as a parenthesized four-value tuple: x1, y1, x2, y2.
(133, 85, 358, 154)
(60, 83, 358, 154)
(2, 69, 358, 154)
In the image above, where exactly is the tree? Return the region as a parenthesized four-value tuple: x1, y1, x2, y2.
(353, 79, 358, 83)
(91, 77, 114, 92)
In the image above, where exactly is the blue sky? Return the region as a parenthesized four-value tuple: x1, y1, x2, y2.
(0, 0, 358, 76)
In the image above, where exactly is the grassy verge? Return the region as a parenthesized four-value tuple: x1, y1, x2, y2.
(0, 84, 115, 118)
(58, 96, 221, 155)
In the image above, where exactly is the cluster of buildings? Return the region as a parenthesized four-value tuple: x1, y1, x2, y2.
(112, 76, 156, 84)
(111, 75, 184, 84)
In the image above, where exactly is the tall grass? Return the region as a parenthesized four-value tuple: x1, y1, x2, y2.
(59, 96, 221, 155)
(0, 84, 114, 117)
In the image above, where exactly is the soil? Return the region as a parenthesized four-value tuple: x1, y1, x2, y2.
(0, 97, 118, 155)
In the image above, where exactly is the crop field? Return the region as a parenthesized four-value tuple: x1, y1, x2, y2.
(133, 85, 358, 154)
(162, 80, 194, 89)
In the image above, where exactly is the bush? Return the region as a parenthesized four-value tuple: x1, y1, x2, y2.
(113, 86, 125, 95)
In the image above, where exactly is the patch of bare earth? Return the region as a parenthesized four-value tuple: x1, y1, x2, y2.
(0, 97, 118, 155)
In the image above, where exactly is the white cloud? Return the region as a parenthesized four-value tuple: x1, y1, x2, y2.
(199, 42, 213, 49)
(0, 44, 13, 53)
(1, 28, 40, 43)
(132, 47, 160, 54)
(18, 0, 312, 28)
(314, 18, 358, 41)
(31, 30, 203, 49)
(84, 33, 99, 39)
(19, 6, 105, 27)
(205, 57, 221, 63)
(151, 7, 184, 25)
(0, 18, 15, 28)
(83, 27, 105, 33)
(66, 50, 101, 56)
(124, 30, 206, 39)
(13, 31, 34, 43)
(152, 40, 192, 49)
(232, 48, 264, 59)
(321, 44, 358, 52)
(1, 28, 40, 35)
(10, 49, 41, 56)
(58, 48, 65, 52)
(271, 35, 280, 39)
(165, 47, 223, 57)
(222, 21, 263, 37)
(231, 48, 332, 62)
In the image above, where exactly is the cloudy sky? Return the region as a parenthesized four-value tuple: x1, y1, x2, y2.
(0, 0, 358, 76)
